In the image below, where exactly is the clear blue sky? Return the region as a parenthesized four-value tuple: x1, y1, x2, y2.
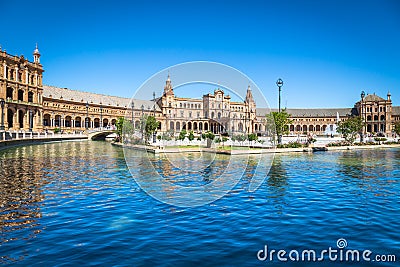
(1, 0, 399, 108)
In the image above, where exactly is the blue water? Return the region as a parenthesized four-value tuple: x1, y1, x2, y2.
(0, 141, 398, 266)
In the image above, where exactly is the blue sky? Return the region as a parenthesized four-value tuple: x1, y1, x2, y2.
(1, 0, 399, 108)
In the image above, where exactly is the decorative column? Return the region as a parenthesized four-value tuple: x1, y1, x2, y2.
(14, 110, 19, 130)
(24, 109, 30, 130)
(15, 66, 19, 83)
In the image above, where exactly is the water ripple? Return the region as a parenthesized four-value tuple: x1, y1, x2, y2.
(0, 142, 399, 266)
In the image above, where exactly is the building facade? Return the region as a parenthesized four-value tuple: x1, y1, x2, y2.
(0, 45, 44, 131)
(0, 47, 399, 137)
(156, 74, 259, 135)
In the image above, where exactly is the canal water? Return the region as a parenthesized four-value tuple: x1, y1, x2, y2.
(0, 141, 398, 266)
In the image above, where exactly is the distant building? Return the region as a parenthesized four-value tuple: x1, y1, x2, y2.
(0, 46, 399, 136)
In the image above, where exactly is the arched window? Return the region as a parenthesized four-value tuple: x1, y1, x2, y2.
(380, 115, 385, 121)
(6, 87, 13, 99)
(28, 92, 34, 102)
(238, 122, 243, 132)
(18, 90, 24, 101)
(367, 115, 372, 121)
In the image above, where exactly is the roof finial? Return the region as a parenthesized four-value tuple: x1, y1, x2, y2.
(33, 43, 40, 55)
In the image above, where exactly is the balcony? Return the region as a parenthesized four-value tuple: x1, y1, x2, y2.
(5, 98, 42, 107)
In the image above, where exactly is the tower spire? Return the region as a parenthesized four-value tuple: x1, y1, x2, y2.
(164, 73, 173, 95)
(245, 84, 254, 103)
(33, 43, 41, 63)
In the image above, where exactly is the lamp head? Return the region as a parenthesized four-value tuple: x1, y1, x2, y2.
(276, 78, 283, 87)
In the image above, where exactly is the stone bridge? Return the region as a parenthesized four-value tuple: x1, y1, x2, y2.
(88, 129, 116, 140)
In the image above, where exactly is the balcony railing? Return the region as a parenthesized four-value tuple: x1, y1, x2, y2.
(5, 98, 41, 107)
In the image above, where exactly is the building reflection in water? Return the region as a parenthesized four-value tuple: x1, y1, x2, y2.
(336, 149, 399, 193)
(266, 156, 288, 213)
(0, 145, 45, 263)
(0, 141, 126, 263)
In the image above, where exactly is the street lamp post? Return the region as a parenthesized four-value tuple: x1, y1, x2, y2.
(0, 98, 5, 131)
(131, 101, 135, 123)
(85, 101, 89, 129)
(361, 91, 365, 142)
(141, 104, 144, 144)
(153, 92, 156, 117)
(276, 78, 283, 113)
(100, 105, 103, 129)
(276, 78, 284, 144)
(0, 98, 5, 140)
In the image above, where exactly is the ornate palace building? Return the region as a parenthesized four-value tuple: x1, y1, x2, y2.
(1, 46, 399, 137)
(0, 45, 44, 132)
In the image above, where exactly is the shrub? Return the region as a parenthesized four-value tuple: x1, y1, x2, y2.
(188, 131, 195, 141)
(277, 141, 304, 148)
(54, 127, 61, 134)
(326, 141, 352, 147)
(178, 129, 187, 141)
(248, 133, 258, 141)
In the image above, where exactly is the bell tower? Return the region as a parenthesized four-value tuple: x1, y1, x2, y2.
(164, 73, 174, 96)
(33, 43, 41, 64)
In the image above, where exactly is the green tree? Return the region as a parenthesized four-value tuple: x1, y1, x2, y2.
(265, 109, 293, 144)
(205, 131, 215, 140)
(115, 117, 125, 140)
(178, 129, 187, 141)
(337, 116, 365, 144)
(115, 117, 134, 143)
(144, 115, 159, 143)
(188, 130, 195, 141)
